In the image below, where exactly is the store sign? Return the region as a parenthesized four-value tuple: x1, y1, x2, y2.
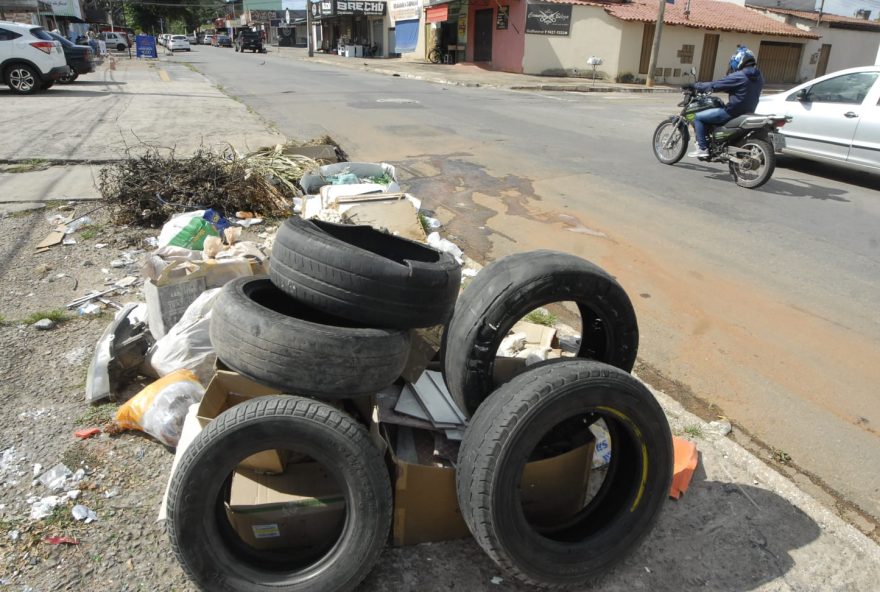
(496, 6, 509, 30)
(390, 0, 421, 22)
(135, 35, 157, 58)
(336, 0, 387, 15)
(426, 5, 448, 22)
(525, 2, 572, 36)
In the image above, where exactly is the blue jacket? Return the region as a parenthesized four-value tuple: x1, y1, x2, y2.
(695, 66, 764, 117)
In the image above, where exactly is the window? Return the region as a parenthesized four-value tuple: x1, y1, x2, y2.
(29, 28, 54, 41)
(806, 72, 879, 105)
(0, 28, 22, 41)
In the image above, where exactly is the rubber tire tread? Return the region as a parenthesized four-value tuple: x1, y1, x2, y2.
(270, 216, 461, 329)
(442, 250, 638, 416)
(457, 360, 673, 589)
(210, 276, 409, 397)
(167, 395, 393, 592)
(652, 118, 689, 165)
(730, 138, 775, 189)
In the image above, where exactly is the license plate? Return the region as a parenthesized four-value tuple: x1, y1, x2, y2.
(771, 133, 787, 153)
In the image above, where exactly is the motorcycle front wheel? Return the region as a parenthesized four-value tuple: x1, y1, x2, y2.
(729, 139, 775, 189)
(652, 120, 688, 165)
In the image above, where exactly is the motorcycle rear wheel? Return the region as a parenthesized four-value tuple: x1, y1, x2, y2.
(652, 120, 687, 165)
(729, 139, 774, 189)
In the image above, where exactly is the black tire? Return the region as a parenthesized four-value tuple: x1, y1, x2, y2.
(210, 276, 410, 397)
(39, 81, 54, 90)
(58, 71, 78, 83)
(729, 138, 775, 189)
(427, 48, 441, 64)
(116, 43, 126, 51)
(652, 118, 689, 165)
(5, 64, 40, 94)
(270, 217, 461, 329)
(235, 45, 239, 52)
(442, 250, 638, 416)
(168, 395, 393, 592)
(457, 360, 673, 589)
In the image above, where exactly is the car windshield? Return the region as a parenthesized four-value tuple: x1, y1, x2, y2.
(30, 27, 54, 41)
(172, 36, 186, 40)
(218, 35, 229, 40)
(49, 32, 75, 47)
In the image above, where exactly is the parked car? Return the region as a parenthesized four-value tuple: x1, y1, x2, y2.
(215, 34, 232, 48)
(234, 30, 263, 53)
(168, 35, 190, 52)
(203, 34, 214, 46)
(48, 32, 96, 83)
(98, 31, 129, 51)
(0, 20, 69, 94)
(757, 66, 880, 173)
(186, 33, 197, 44)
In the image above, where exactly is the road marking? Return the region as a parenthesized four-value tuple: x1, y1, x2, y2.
(377, 98, 419, 104)
(158, 69, 170, 82)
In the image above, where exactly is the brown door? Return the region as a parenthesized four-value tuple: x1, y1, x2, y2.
(639, 23, 654, 75)
(474, 9, 493, 62)
(758, 41, 803, 84)
(698, 34, 719, 81)
(816, 44, 831, 77)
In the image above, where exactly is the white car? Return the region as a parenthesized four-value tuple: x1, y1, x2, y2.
(168, 35, 190, 52)
(757, 66, 880, 173)
(0, 20, 69, 94)
(98, 31, 129, 51)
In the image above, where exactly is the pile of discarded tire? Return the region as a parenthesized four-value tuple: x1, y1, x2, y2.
(166, 217, 461, 591)
(165, 221, 673, 591)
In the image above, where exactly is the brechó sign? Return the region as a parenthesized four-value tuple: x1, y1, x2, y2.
(525, 2, 572, 36)
(335, 0, 386, 15)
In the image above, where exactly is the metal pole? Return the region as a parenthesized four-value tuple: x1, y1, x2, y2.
(645, 0, 666, 88)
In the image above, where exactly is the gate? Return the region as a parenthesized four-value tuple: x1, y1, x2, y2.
(758, 41, 803, 84)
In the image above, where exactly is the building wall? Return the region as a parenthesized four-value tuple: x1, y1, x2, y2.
(792, 22, 880, 80)
(522, 6, 623, 77)
(465, 0, 526, 72)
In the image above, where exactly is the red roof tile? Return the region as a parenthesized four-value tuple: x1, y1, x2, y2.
(746, 5, 880, 31)
(541, 0, 819, 38)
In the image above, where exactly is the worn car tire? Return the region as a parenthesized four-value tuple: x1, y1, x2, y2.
(442, 250, 638, 416)
(168, 395, 393, 592)
(270, 217, 461, 329)
(210, 276, 410, 397)
(457, 359, 673, 589)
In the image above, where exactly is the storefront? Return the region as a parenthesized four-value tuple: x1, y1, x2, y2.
(310, 0, 389, 57)
(389, 0, 421, 56)
(424, 0, 466, 64)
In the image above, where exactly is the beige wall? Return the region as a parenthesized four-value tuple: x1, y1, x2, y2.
(522, 7, 623, 78)
(797, 26, 880, 80)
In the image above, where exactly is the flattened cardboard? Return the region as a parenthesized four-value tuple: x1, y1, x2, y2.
(227, 463, 346, 551)
(386, 424, 595, 546)
(35, 225, 67, 251)
(198, 371, 284, 473)
(342, 200, 427, 242)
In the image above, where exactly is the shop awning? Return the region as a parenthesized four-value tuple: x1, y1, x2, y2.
(426, 5, 447, 22)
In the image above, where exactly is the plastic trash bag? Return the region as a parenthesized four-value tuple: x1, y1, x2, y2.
(148, 289, 220, 385)
(157, 211, 219, 250)
(114, 369, 205, 447)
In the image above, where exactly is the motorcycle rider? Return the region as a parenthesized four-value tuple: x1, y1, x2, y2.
(688, 46, 764, 158)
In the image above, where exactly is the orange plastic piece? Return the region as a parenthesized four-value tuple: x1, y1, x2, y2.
(669, 436, 699, 500)
(74, 427, 101, 440)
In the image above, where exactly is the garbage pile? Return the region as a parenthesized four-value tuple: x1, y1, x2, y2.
(79, 151, 674, 591)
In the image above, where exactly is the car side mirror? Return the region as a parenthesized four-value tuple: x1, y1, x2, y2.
(795, 89, 810, 102)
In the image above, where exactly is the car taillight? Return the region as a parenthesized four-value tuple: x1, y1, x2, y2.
(30, 41, 55, 54)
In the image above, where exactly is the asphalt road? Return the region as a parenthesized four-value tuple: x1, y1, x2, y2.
(177, 46, 880, 526)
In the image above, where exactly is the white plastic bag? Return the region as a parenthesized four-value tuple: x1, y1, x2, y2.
(148, 288, 220, 384)
(115, 369, 204, 447)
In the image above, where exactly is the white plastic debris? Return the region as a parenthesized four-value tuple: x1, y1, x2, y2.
(235, 217, 263, 227)
(525, 347, 551, 366)
(64, 216, 92, 234)
(491, 576, 504, 585)
(589, 421, 612, 469)
(29, 495, 62, 520)
(95, 243, 108, 249)
(461, 268, 478, 278)
(32, 463, 42, 477)
(422, 216, 442, 230)
(77, 302, 103, 316)
(71, 504, 98, 523)
(38, 464, 72, 491)
(707, 419, 732, 437)
(498, 332, 527, 357)
(426, 232, 463, 264)
(8, 530, 19, 542)
(66, 490, 81, 500)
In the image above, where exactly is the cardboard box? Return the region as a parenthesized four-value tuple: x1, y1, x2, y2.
(227, 463, 346, 551)
(144, 262, 207, 339)
(387, 425, 594, 546)
(198, 371, 284, 473)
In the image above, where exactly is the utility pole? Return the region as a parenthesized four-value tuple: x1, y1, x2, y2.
(816, 0, 825, 25)
(307, 1, 314, 57)
(645, 0, 667, 87)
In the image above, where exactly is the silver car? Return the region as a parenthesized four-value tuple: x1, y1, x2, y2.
(757, 66, 879, 173)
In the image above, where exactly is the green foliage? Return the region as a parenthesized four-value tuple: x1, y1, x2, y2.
(616, 72, 636, 84)
(524, 308, 558, 327)
(23, 309, 69, 325)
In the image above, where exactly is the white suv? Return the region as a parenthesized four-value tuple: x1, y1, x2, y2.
(0, 21, 69, 94)
(98, 31, 129, 51)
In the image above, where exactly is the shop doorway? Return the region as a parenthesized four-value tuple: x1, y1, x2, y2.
(474, 9, 493, 62)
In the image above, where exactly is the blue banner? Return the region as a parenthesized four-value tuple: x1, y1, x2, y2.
(135, 35, 157, 58)
(394, 18, 418, 54)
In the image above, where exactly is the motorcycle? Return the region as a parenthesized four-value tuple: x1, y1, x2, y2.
(652, 83, 790, 189)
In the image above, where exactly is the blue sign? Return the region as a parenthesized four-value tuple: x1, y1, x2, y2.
(135, 35, 157, 58)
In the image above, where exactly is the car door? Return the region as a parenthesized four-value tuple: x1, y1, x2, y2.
(0, 26, 21, 62)
(780, 71, 879, 162)
(847, 76, 880, 170)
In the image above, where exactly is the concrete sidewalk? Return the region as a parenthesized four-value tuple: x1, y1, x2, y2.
(0, 57, 283, 211)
